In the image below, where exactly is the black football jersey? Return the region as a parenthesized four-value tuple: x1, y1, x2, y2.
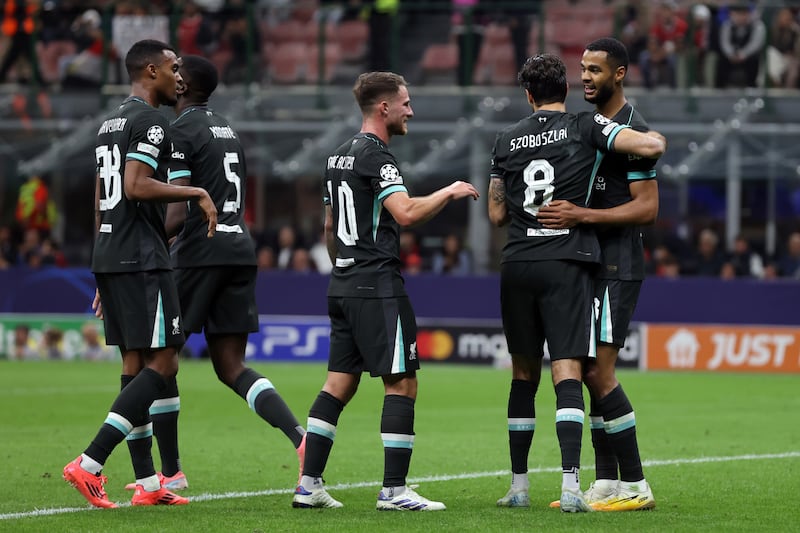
(324, 132, 408, 298)
(91, 97, 172, 273)
(167, 106, 256, 267)
(591, 103, 657, 280)
(491, 110, 629, 264)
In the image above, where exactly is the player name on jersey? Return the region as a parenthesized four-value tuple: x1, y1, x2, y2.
(509, 127, 567, 152)
(327, 155, 355, 170)
(98, 118, 127, 134)
(209, 126, 236, 139)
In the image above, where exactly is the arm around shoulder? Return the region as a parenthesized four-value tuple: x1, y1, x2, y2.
(613, 128, 666, 159)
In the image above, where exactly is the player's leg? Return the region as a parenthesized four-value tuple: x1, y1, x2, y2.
(497, 261, 544, 508)
(586, 280, 654, 511)
(293, 297, 360, 509)
(209, 333, 306, 447)
(542, 260, 595, 513)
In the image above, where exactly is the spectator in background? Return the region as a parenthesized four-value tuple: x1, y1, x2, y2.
(727, 234, 764, 279)
(765, 7, 800, 89)
(176, 0, 216, 56)
(60, 9, 118, 89)
(39, 236, 67, 267)
(12, 323, 37, 360)
(36, 0, 80, 85)
(617, 0, 650, 66)
(716, 3, 765, 88)
(309, 229, 333, 274)
(81, 322, 113, 361)
(687, 3, 713, 87)
(289, 247, 315, 273)
(685, 228, 726, 276)
(501, 0, 539, 71)
(638, 0, 687, 88)
(431, 233, 472, 275)
(17, 227, 41, 266)
(216, 0, 260, 83)
(0, 0, 43, 85)
(368, 0, 398, 71)
(399, 230, 421, 271)
(256, 245, 276, 270)
(0, 224, 18, 266)
(777, 231, 800, 278)
(275, 224, 298, 269)
(41, 326, 64, 359)
(15, 174, 56, 239)
(452, 0, 488, 86)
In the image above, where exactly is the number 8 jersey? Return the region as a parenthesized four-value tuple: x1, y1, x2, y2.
(92, 97, 173, 273)
(490, 110, 629, 264)
(324, 132, 408, 298)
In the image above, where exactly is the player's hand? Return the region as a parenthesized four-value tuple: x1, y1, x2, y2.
(196, 189, 218, 238)
(92, 288, 104, 320)
(449, 181, 480, 200)
(537, 200, 583, 229)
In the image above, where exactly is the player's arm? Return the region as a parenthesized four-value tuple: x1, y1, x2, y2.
(538, 180, 659, 228)
(488, 177, 510, 227)
(611, 129, 666, 159)
(382, 180, 479, 227)
(323, 204, 336, 264)
(164, 177, 190, 238)
(124, 160, 217, 237)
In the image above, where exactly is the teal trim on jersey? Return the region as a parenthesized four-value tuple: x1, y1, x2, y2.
(246, 379, 275, 411)
(585, 150, 605, 205)
(103, 416, 130, 436)
(125, 425, 153, 441)
(168, 169, 191, 181)
(373, 197, 381, 241)
(377, 184, 407, 201)
(624, 106, 635, 126)
(127, 152, 158, 170)
(508, 423, 535, 431)
(605, 124, 630, 152)
(627, 170, 656, 180)
(599, 287, 612, 344)
(308, 422, 336, 440)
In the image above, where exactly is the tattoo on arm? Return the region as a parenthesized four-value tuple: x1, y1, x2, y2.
(490, 179, 506, 204)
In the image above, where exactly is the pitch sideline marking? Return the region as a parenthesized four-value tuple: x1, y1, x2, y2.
(2, 451, 798, 521)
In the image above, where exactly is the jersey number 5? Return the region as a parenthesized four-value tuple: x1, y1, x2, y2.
(222, 152, 241, 213)
(523, 159, 555, 217)
(96, 144, 122, 211)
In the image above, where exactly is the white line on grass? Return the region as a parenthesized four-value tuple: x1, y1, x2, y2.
(3, 451, 798, 521)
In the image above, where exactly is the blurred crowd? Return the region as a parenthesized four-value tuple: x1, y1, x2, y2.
(0, 0, 798, 89)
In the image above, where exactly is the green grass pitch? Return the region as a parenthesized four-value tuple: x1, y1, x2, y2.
(1, 360, 798, 532)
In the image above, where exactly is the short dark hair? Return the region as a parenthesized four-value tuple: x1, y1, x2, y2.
(125, 39, 175, 80)
(517, 54, 567, 106)
(585, 37, 629, 70)
(180, 55, 219, 100)
(352, 71, 408, 112)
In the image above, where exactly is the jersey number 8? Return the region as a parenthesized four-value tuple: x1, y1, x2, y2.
(523, 159, 555, 217)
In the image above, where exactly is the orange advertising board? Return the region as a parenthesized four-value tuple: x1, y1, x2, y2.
(645, 324, 800, 373)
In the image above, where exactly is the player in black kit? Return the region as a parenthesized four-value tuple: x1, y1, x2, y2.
(538, 38, 659, 511)
(164, 55, 306, 484)
(292, 71, 479, 511)
(487, 54, 665, 512)
(63, 39, 217, 509)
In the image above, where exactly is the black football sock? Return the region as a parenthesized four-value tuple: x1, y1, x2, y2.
(380, 394, 415, 488)
(234, 368, 305, 448)
(599, 385, 644, 482)
(150, 374, 182, 477)
(507, 379, 536, 475)
(302, 391, 344, 478)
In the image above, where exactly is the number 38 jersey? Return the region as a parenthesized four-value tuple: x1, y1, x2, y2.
(92, 97, 172, 273)
(490, 110, 629, 264)
(324, 132, 408, 298)
(167, 106, 256, 268)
